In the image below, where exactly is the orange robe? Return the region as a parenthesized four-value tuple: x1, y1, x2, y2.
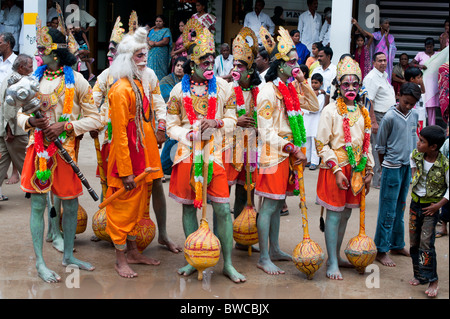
(105, 77, 163, 250)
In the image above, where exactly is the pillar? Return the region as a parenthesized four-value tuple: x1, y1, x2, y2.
(21, 0, 47, 63)
(329, 0, 353, 65)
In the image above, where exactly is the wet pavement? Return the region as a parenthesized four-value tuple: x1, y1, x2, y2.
(0, 135, 448, 300)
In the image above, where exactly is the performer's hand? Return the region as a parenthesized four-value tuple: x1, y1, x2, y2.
(295, 70, 305, 83)
(29, 117, 49, 130)
(200, 119, 217, 141)
(335, 171, 349, 191)
(292, 148, 307, 167)
(364, 173, 373, 195)
(89, 130, 99, 139)
(156, 130, 166, 148)
(122, 175, 136, 191)
(43, 122, 66, 141)
(237, 115, 256, 128)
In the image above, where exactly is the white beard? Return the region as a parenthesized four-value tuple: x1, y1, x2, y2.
(109, 53, 151, 102)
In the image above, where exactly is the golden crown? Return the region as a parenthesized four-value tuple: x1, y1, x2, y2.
(274, 27, 296, 62)
(128, 11, 139, 35)
(110, 16, 125, 44)
(36, 15, 67, 56)
(259, 26, 275, 56)
(55, 3, 78, 54)
(337, 56, 362, 82)
(232, 27, 258, 68)
(183, 18, 215, 65)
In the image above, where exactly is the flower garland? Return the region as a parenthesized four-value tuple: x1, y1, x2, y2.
(32, 65, 76, 182)
(182, 74, 217, 208)
(273, 78, 307, 196)
(234, 84, 259, 127)
(336, 97, 371, 172)
(234, 84, 259, 185)
(274, 78, 306, 147)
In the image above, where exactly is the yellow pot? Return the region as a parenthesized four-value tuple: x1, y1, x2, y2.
(91, 207, 112, 242)
(233, 205, 258, 256)
(344, 234, 377, 274)
(184, 219, 221, 280)
(292, 238, 325, 280)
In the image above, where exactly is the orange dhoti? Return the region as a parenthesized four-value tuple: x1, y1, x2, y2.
(169, 156, 230, 205)
(20, 143, 83, 200)
(222, 149, 258, 187)
(105, 183, 150, 250)
(316, 164, 361, 212)
(255, 157, 295, 200)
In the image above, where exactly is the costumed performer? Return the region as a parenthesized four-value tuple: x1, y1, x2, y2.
(105, 27, 176, 278)
(315, 56, 375, 280)
(224, 27, 261, 251)
(166, 19, 246, 283)
(17, 21, 102, 283)
(255, 26, 319, 275)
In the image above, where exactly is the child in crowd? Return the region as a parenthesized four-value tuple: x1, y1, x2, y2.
(374, 82, 421, 267)
(304, 72, 326, 170)
(437, 129, 449, 238)
(409, 125, 449, 298)
(72, 26, 95, 81)
(405, 67, 426, 136)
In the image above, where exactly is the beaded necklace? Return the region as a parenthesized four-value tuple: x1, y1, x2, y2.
(32, 65, 76, 182)
(336, 97, 371, 172)
(182, 74, 217, 209)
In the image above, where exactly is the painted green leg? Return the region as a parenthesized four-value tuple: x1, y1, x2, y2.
(177, 204, 199, 276)
(60, 198, 95, 271)
(49, 195, 64, 252)
(212, 201, 246, 283)
(152, 179, 182, 253)
(325, 208, 351, 280)
(256, 197, 287, 275)
(30, 194, 61, 283)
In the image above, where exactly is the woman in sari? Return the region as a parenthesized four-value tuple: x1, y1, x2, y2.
(352, 18, 373, 82)
(392, 53, 410, 96)
(147, 15, 172, 80)
(192, 0, 217, 33)
(371, 18, 397, 83)
(438, 62, 449, 124)
(170, 19, 187, 73)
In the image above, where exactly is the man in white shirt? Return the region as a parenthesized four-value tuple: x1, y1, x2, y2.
(363, 52, 397, 188)
(297, 0, 321, 52)
(311, 46, 336, 96)
(319, 8, 331, 47)
(69, 0, 97, 33)
(214, 43, 233, 82)
(0, 32, 17, 84)
(47, 0, 58, 24)
(0, 0, 21, 52)
(244, 0, 275, 45)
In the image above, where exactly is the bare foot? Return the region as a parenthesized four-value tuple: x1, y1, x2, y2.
(90, 235, 101, 242)
(177, 264, 197, 276)
(115, 262, 138, 278)
(158, 238, 182, 253)
(257, 257, 285, 275)
(6, 173, 19, 185)
(425, 281, 439, 297)
(409, 278, 420, 286)
(326, 263, 343, 280)
(376, 252, 396, 267)
(126, 249, 160, 266)
(390, 248, 410, 257)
